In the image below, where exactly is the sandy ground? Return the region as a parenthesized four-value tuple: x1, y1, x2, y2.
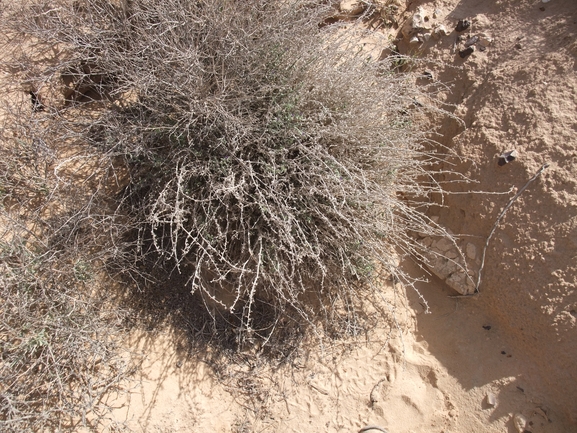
(98, 0, 577, 432)
(102, 272, 572, 433)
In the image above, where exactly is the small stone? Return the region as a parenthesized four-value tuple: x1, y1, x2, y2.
(339, 0, 365, 15)
(434, 238, 453, 252)
(422, 32, 432, 42)
(465, 35, 480, 47)
(513, 413, 528, 433)
(411, 8, 426, 29)
(498, 149, 518, 166)
(423, 70, 434, 80)
(421, 236, 433, 247)
(486, 392, 497, 407)
(542, 0, 550, 3)
(456, 19, 471, 32)
(433, 24, 448, 38)
(409, 36, 421, 44)
(459, 46, 475, 58)
(478, 32, 494, 46)
(401, 6, 432, 39)
(466, 243, 477, 260)
(515, 43, 523, 50)
(433, 8, 442, 19)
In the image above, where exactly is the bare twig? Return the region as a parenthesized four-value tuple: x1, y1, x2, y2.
(475, 163, 550, 293)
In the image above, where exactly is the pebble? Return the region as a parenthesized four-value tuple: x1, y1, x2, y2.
(433, 24, 448, 38)
(513, 413, 528, 433)
(456, 19, 471, 32)
(465, 35, 480, 47)
(459, 46, 475, 58)
(423, 70, 434, 80)
(498, 149, 518, 166)
(339, 0, 365, 15)
(466, 243, 477, 260)
(486, 392, 497, 407)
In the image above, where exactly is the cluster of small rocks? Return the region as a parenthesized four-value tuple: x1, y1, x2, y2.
(401, 6, 449, 44)
(399, 6, 493, 60)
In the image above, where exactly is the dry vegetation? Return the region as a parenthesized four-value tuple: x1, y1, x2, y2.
(0, 0, 452, 430)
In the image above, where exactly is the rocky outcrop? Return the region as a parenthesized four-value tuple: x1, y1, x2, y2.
(419, 234, 478, 295)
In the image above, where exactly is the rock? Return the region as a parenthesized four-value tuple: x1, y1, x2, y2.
(455, 19, 471, 32)
(411, 8, 426, 31)
(432, 24, 448, 39)
(421, 236, 433, 247)
(459, 46, 475, 58)
(420, 235, 477, 295)
(465, 35, 480, 47)
(513, 413, 528, 433)
(434, 238, 453, 252)
(498, 149, 518, 166)
(409, 36, 421, 45)
(423, 70, 434, 80)
(466, 243, 477, 260)
(472, 14, 492, 29)
(486, 392, 497, 407)
(339, 0, 365, 15)
(447, 271, 475, 294)
(433, 8, 442, 19)
(478, 32, 494, 46)
(402, 6, 433, 39)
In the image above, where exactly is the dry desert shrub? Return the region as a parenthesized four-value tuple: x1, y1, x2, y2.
(0, 0, 453, 427)
(0, 127, 131, 431)
(0, 0, 449, 342)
